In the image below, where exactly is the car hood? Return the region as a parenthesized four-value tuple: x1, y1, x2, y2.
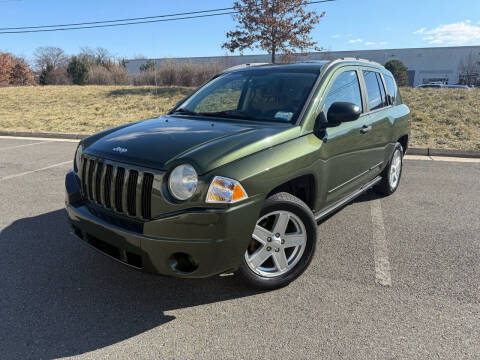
(83, 115, 299, 174)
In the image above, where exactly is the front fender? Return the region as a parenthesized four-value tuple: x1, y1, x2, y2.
(205, 133, 325, 212)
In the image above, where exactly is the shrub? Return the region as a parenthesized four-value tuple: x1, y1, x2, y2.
(87, 65, 113, 85)
(194, 62, 224, 85)
(87, 64, 130, 85)
(110, 65, 130, 85)
(385, 59, 408, 86)
(39, 63, 53, 85)
(132, 70, 158, 86)
(0, 52, 35, 86)
(39, 65, 72, 85)
(157, 60, 177, 86)
(10, 59, 36, 85)
(46, 67, 72, 85)
(132, 60, 224, 87)
(67, 56, 90, 85)
(0, 53, 14, 86)
(176, 62, 197, 86)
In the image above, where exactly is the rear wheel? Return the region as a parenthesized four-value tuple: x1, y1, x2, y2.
(237, 192, 317, 290)
(374, 142, 404, 196)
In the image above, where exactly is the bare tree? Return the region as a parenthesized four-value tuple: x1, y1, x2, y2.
(33, 46, 69, 71)
(78, 47, 96, 65)
(222, 0, 325, 63)
(458, 52, 480, 86)
(78, 47, 113, 67)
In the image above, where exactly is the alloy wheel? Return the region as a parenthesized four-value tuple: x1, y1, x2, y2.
(245, 210, 307, 278)
(389, 149, 402, 189)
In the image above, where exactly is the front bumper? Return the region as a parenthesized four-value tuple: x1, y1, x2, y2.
(65, 169, 263, 278)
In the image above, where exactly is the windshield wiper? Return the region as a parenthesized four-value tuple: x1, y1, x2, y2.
(199, 110, 251, 120)
(172, 108, 199, 116)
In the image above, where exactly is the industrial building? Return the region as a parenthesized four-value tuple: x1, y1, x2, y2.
(125, 45, 480, 87)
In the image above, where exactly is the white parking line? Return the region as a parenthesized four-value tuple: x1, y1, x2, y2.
(370, 199, 392, 287)
(0, 161, 72, 181)
(0, 140, 53, 151)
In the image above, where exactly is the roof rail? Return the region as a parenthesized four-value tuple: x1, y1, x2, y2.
(224, 63, 270, 72)
(318, 57, 384, 79)
(334, 57, 383, 67)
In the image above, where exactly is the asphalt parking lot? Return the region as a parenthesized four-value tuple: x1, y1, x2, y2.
(1, 136, 479, 359)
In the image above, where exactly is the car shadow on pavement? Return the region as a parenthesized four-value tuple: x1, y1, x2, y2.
(0, 209, 261, 359)
(354, 189, 384, 203)
(316, 189, 383, 225)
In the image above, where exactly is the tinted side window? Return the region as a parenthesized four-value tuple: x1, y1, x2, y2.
(384, 74, 398, 104)
(324, 71, 363, 114)
(375, 73, 388, 107)
(363, 71, 384, 111)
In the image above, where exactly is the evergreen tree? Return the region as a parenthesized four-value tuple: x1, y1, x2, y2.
(67, 56, 90, 85)
(385, 59, 408, 86)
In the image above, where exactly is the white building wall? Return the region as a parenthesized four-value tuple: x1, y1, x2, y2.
(125, 46, 480, 87)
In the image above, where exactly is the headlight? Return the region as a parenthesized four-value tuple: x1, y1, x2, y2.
(74, 144, 83, 172)
(206, 176, 248, 203)
(168, 164, 198, 200)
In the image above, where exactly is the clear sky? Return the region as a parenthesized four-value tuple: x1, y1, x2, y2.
(1, 0, 479, 62)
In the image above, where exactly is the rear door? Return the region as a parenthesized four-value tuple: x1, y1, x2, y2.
(359, 69, 393, 174)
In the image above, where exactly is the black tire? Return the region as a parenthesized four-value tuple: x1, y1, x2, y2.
(374, 142, 404, 196)
(236, 192, 317, 290)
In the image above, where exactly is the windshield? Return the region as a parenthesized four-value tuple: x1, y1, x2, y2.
(175, 68, 320, 123)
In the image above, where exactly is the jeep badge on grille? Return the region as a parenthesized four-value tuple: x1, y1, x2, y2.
(112, 147, 128, 153)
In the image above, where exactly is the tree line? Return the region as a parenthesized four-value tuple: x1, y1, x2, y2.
(0, 47, 129, 86)
(0, 45, 413, 88)
(0, 46, 230, 87)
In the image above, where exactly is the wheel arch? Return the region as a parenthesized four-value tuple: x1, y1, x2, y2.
(397, 134, 409, 154)
(266, 174, 316, 211)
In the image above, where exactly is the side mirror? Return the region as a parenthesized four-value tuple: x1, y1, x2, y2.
(327, 102, 362, 124)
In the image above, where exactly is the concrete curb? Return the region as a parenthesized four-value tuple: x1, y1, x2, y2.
(1, 130, 479, 158)
(407, 147, 480, 158)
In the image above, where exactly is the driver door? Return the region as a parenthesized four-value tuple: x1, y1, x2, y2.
(316, 68, 373, 205)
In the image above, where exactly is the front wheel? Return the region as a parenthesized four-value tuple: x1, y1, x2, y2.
(236, 192, 317, 290)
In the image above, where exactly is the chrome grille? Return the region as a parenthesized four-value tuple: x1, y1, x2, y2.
(79, 155, 155, 220)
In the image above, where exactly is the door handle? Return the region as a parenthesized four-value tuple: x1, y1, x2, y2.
(360, 125, 372, 134)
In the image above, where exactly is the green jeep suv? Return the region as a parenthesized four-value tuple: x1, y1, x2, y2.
(65, 59, 410, 289)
